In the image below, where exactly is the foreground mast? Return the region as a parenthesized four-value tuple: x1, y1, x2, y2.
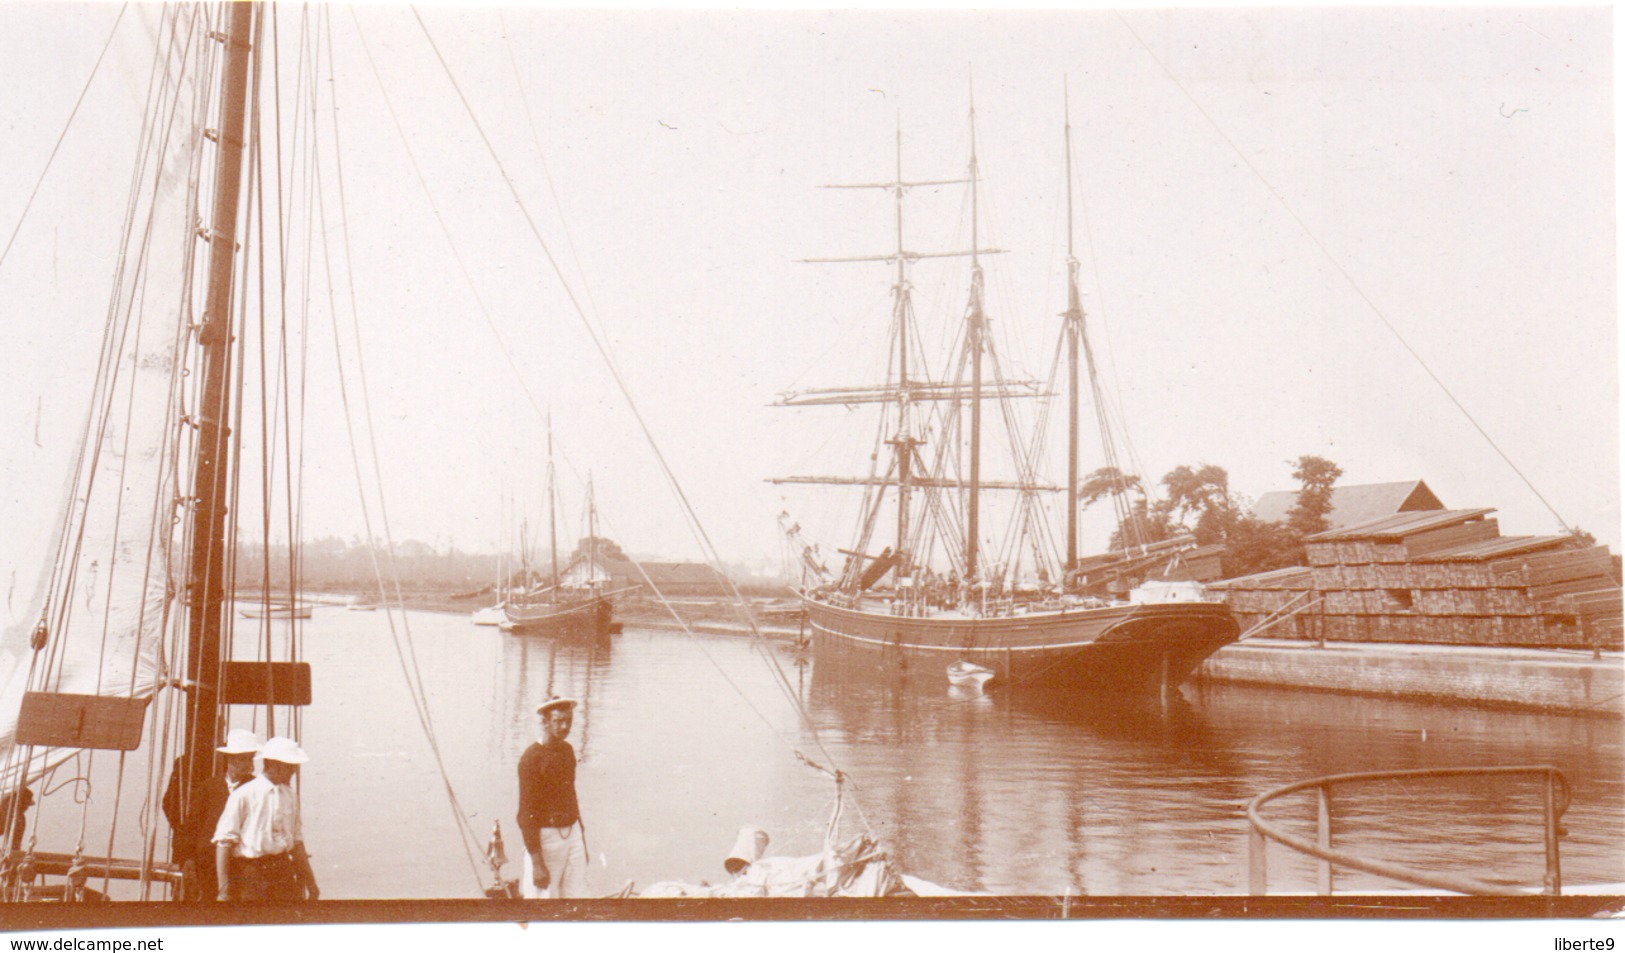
(180, 0, 257, 818)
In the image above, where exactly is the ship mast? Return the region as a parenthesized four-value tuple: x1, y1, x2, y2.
(964, 96, 985, 583)
(548, 414, 559, 587)
(181, 1, 256, 812)
(889, 119, 917, 576)
(586, 474, 597, 590)
(1061, 83, 1143, 559)
(1063, 87, 1082, 571)
(779, 114, 1025, 591)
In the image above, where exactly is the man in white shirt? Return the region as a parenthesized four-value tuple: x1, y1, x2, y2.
(163, 728, 261, 900)
(212, 736, 320, 902)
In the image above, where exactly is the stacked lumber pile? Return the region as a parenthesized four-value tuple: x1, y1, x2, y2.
(1211, 509, 1622, 649)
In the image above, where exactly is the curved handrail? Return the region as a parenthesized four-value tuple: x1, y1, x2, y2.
(1247, 765, 1571, 896)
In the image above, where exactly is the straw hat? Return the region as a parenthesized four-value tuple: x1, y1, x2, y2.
(535, 696, 579, 716)
(259, 736, 309, 765)
(724, 826, 770, 875)
(216, 729, 264, 755)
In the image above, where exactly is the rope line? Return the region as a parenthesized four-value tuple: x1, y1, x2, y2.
(410, 5, 866, 818)
(312, 7, 485, 890)
(1115, 12, 1571, 534)
(0, 3, 130, 277)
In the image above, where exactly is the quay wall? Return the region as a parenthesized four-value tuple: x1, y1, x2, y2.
(637, 618, 1623, 717)
(1196, 639, 1622, 717)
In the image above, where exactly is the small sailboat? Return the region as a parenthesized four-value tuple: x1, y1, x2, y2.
(503, 469, 624, 640)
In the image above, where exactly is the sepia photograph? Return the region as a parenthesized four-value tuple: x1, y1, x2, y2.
(0, 1, 1618, 945)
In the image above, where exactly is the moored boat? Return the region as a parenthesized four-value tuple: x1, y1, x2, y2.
(501, 590, 617, 639)
(813, 593, 1237, 694)
(502, 473, 628, 639)
(238, 601, 315, 621)
(777, 99, 1238, 698)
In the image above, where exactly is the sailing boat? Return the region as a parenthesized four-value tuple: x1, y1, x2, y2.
(0, 4, 313, 901)
(501, 472, 626, 640)
(774, 102, 1239, 698)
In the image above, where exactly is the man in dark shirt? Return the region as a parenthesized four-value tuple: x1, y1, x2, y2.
(161, 729, 261, 901)
(515, 695, 587, 898)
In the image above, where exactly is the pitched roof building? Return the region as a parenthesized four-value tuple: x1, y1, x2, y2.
(1251, 479, 1444, 531)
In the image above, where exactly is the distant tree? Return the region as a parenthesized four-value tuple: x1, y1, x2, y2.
(1286, 455, 1343, 537)
(1107, 495, 1178, 552)
(1223, 513, 1305, 577)
(1078, 466, 1143, 510)
(1076, 466, 1167, 551)
(1160, 463, 1238, 545)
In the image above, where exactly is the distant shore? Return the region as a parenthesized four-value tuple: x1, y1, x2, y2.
(268, 590, 1620, 715)
(277, 588, 803, 631)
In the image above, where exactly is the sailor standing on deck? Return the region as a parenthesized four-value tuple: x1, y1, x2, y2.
(212, 736, 320, 902)
(516, 696, 588, 898)
(163, 728, 262, 900)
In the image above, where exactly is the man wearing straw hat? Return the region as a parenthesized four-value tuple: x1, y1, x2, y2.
(212, 736, 320, 902)
(163, 728, 262, 901)
(516, 695, 588, 898)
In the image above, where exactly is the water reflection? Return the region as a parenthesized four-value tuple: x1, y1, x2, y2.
(801, 650, 1622, 894)
(498, 633, 611, 761)
(805, 654, 1255, 893)
(288, 612, 1622, 897)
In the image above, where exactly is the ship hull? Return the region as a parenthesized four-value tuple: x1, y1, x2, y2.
(804, 597, 1238, 695)
(502, 595, 614, 640)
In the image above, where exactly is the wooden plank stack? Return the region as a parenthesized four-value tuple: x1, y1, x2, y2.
(1211, 509, 1623, 650)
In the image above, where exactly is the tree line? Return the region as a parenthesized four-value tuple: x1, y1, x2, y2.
(235, 534, 636, 594)
(1082, 454, 1344, 578)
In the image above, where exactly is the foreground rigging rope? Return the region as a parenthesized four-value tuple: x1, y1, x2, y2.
(0, 3, 130, 277)
(409, 6, 873, 833)
(306, 6, 486, 890)
(1115, 11, 1572, 534)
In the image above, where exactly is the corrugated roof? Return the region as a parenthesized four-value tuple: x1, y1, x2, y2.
(1307, 508, 1496, 542)
(1253, 480, 1444, 530)
(1414, 535, 1573, 563)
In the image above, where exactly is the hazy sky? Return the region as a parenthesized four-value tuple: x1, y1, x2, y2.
(0, 4, 1616, 608)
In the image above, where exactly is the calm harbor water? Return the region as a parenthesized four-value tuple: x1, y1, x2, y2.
(291, 608, 1623, 899)
(27, 606, 1625, 900)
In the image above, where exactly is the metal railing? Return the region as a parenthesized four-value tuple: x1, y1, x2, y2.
(1247, 765, 1571, 896)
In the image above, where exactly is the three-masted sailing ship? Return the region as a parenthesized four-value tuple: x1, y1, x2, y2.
(775, 103, 1238, 697)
